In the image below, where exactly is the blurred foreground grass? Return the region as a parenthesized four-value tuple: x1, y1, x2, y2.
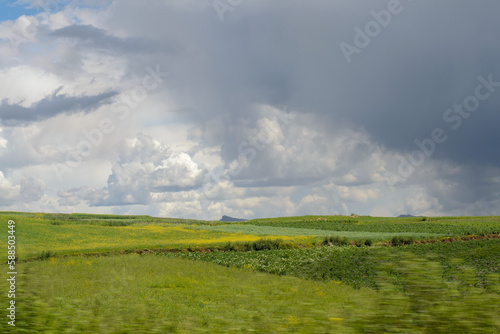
(1, 255, 370, 333)
(1, 251, 498, 333)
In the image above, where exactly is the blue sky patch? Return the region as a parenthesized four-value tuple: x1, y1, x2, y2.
(0, 1, 39, 21)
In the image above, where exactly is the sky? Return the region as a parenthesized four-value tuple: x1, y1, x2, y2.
(0, 0, 499, 220)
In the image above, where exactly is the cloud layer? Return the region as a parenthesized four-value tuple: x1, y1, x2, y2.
(0, 0, 499, 219)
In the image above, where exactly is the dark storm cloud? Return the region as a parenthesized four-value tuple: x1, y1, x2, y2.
(50, 24, 181, 54)
(104, 0, 500, 169)
(0, 89, 118, 125)
(11, 0, 499, 216)
(423, 163, 500, 215)
(114, 0, 499, 215)
(328, 3, 500, 167)
(233, 177, 324, 188)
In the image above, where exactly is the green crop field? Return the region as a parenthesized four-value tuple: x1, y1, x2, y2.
(0, 212, 312, 262)
(171, 239, 500, 289)
(1, 212, 499, 333)
(243, 215, 500, 235)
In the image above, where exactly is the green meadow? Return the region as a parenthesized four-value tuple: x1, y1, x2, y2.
(1, 212, 499, 333)
(0, 212, 312, 261)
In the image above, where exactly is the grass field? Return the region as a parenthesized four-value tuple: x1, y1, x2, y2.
(185, 223, 448, 241)
(0, 212, 313, 261)
(1, 212, 499, 333)
(243, 215, 500, 235)
(1, 256, 376, 333)
(171, 239, 500, 289)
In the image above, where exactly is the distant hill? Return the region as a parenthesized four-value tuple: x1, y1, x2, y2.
(220, 215, 246, 222)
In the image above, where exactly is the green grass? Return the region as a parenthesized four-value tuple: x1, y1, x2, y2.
(0, 211, 206, 223)
(0, 213, 311, 261)
(0, 255, 376, 333)
(244, 215, 500, 236)
(1, 250, 498, 333)
(186, 223, 446, 241)
(0, 212, 499, 332)
(187, 215, 500, 245)
(2, 213, 499, 262)
(170, 239, 500, 290)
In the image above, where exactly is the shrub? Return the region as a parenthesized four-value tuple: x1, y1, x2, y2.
(220, 243, 236, 252)
(36, 251, 55, 261)
(390, 236, 414, 246)
(241, 238, 287, 251)
(103, 221, 131, 226)
(323, 236, 350, 246)
(352, 239, 373, 247)
(354, 240, 364, 247)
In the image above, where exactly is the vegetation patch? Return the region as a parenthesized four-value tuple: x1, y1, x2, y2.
(0, 212, 498, 332)
(389, 235, 415, 246)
